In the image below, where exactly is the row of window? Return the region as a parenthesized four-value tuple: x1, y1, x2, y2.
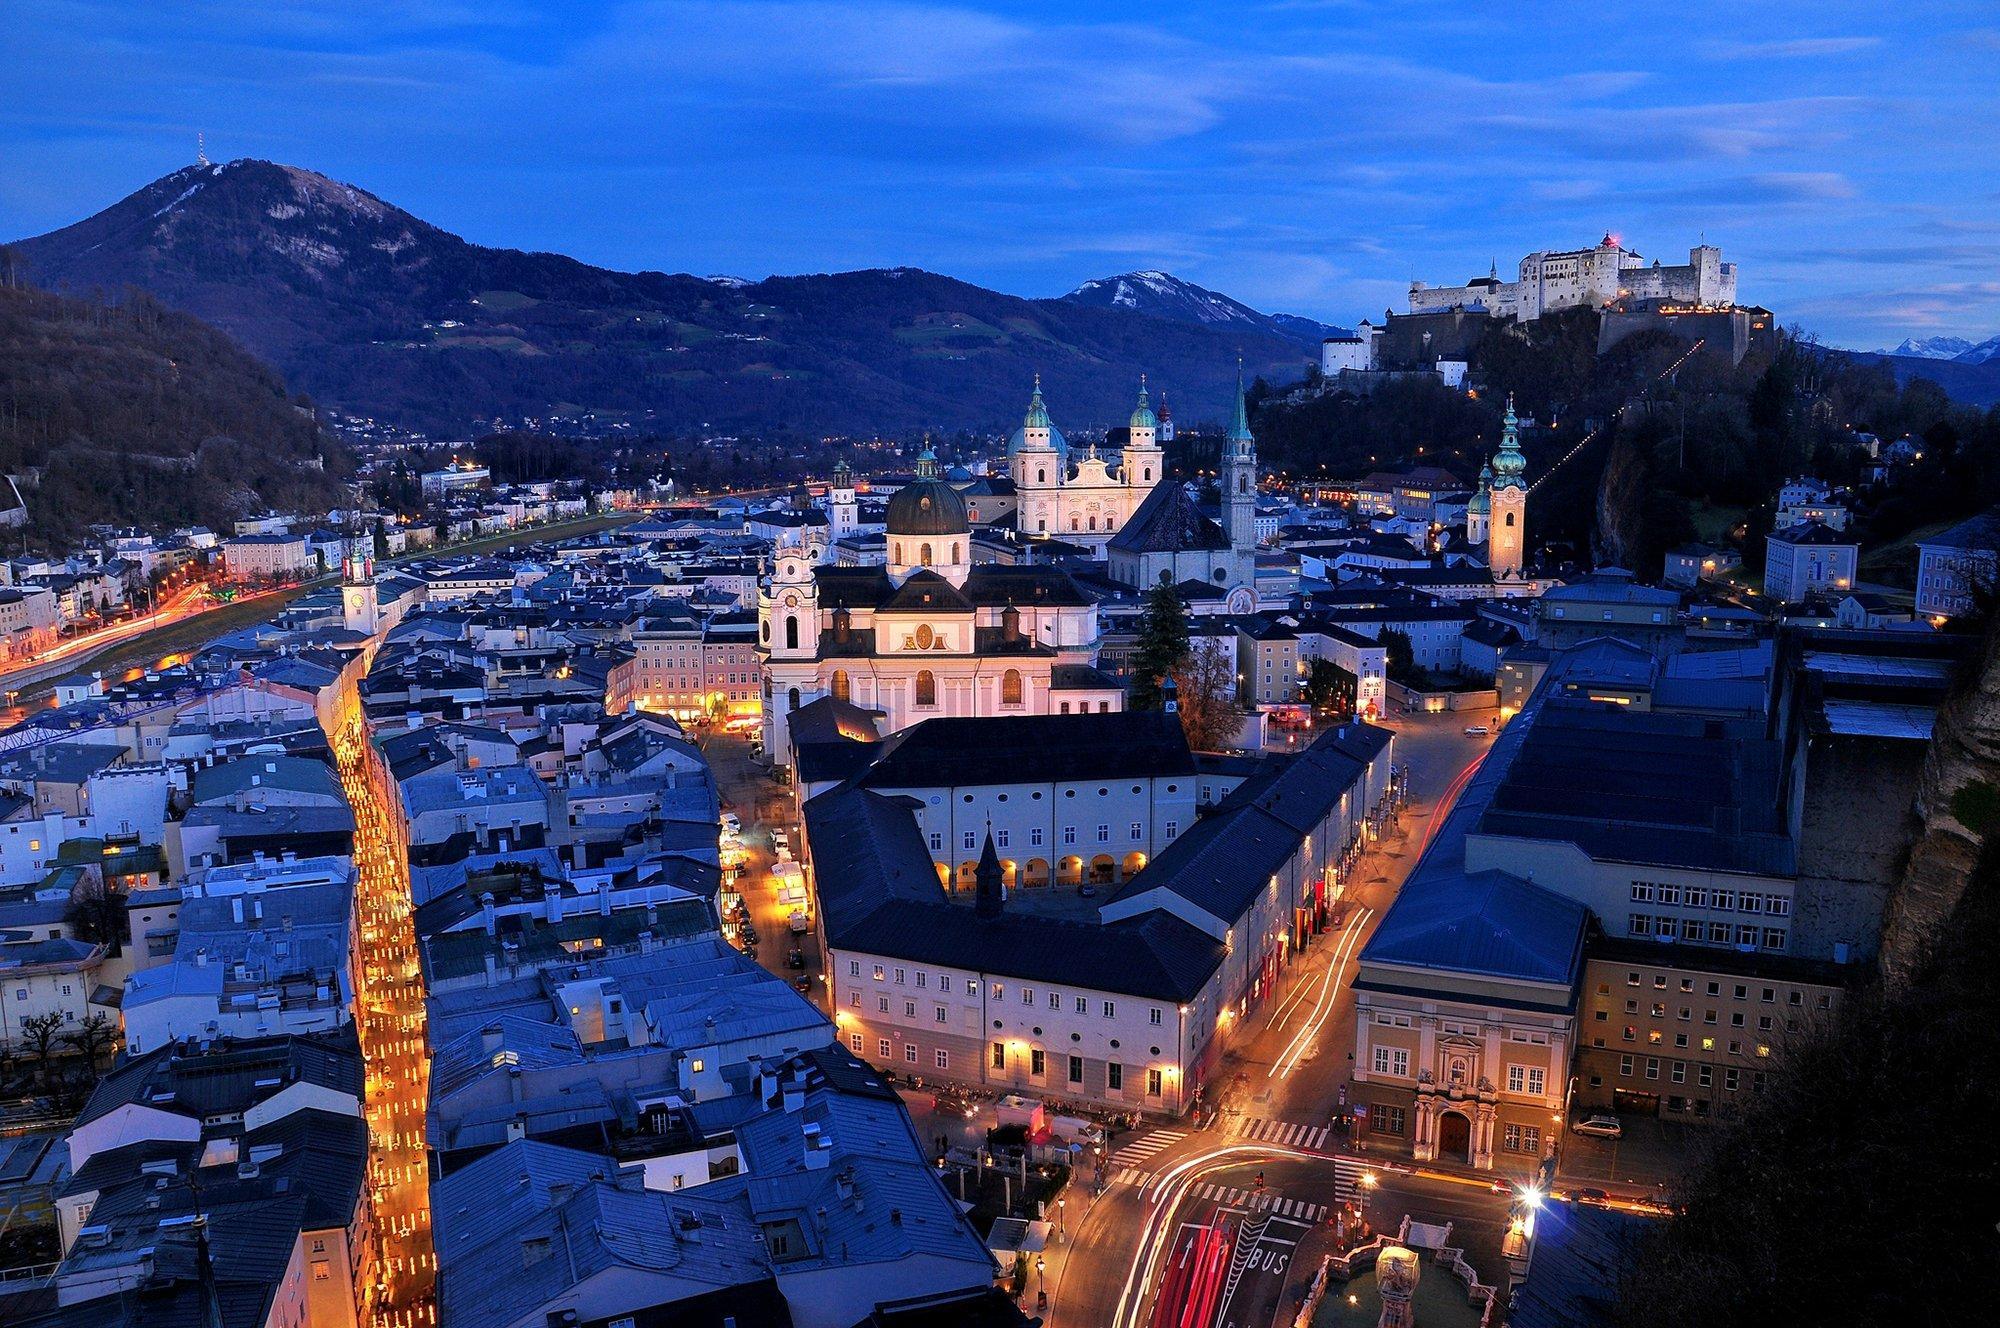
(932, 822, 1170, 852)
(1615, 1056, 1766, 1091)
(1629, 914, 1788, 950)
(1366, 1045, 1546, 1097)
(1629, 881, 1791, 915)
(1615, 973, 1826, 1006)
(1608, 1025, 1776, 1055)
(851, 962, 1162, 1024)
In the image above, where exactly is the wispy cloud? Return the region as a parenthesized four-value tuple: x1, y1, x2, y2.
(1703, 36, 1880, 60)
(1, 0, 1995, 344)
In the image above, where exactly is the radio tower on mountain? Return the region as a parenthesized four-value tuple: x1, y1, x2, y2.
(196, 131, 208, 167)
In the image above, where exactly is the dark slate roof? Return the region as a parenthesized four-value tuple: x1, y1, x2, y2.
(1477, 699, 1795, 876)
(804, 785, 1225, 1002)
(78, 1028, 364, 1129)
(1507, 1201, 1653, 1328)
(1768, 519, 1857, 547)
(785, 695, 884, 747)
(1107, 482, 1231, 554)
(1919, 504, 2000, 553)
(1361, 870, 1588, 985)
(1049, 662, 1122, 690)
(1108, 725, 1391, 922)
(879, 570, 974, 614)
(961, 565, 1094, 607)
(836, 899, 1224, 1003)
(857, 712, 1193, 790)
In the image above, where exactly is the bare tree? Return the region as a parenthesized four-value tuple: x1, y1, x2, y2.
(64, 1011, 117, 1067)
(19, 1011, 66, 1089)
(66, 872, 126, 956)
(1171, 640, 1242, 753)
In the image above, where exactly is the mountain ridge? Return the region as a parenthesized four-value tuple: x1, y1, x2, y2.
(1876, 334, 2000, 364)
(9, 160, 1319, 437)
(1060, 269, 1349, 346)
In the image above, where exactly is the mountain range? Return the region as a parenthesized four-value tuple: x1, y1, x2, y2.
(6, 160, 1328, 438)
(1877, 334, 2000, 364)
(1062, 270, 1348, 345)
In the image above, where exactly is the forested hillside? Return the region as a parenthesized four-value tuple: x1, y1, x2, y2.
(1248, 309, 2000, 579)
(0, 277, 348, 544)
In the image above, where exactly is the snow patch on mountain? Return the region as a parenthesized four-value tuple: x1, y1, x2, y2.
(1885, 336, 1975, 360)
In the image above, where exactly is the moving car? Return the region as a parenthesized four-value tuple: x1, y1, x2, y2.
(1571, 1114, 1623, 1140)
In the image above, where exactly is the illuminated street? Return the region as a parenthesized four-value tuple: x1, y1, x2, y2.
(1049, 714, 1506, 1328)
(332, 683, 438, 1328)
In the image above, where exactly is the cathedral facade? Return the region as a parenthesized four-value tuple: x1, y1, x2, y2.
(1009, 378, 1164, 549)
(759, 450, 1114, 766)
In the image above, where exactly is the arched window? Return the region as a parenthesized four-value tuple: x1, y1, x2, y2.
(915, 670, 937, 707)
(1144, 468, 1152, 482)
(1037, 468, 1046, 484)
(784, 616, 799, 650)
(1001, 669, 1023, 706)
(952, 542, 961, 564)
(1505, 512, 1516, 527)
(1238, 475, 1248, 493)
(1088, 515, 1098, 531)
(920, 542, 934, 567)
(1070, 516, 1080, 532)
(831, 669, 850, 703)
(787, 686, 800, 711)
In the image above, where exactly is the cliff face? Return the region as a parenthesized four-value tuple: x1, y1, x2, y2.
(1879, 616, 2000, 975)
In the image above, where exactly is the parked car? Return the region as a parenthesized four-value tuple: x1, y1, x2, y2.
(793, 976, 814, 994)
(1463, 724, 1491, 737)
(785, 948, 806, 970)
(1571, 1114, 1623, 1140)
(1568, 1188, 1611, 1207)
(788, 908, 811, 933)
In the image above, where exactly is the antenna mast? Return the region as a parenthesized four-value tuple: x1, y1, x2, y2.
(196, 131, 209, 167)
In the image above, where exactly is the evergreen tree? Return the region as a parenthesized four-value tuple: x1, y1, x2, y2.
(1302, 658, 1356, 717)
(1130, 582, 1191, 711)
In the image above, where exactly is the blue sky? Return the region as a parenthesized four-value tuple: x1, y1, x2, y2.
(5, 1, 1997, 347)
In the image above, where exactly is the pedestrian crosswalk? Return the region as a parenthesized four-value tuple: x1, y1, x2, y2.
(1105, 1128, 1187, 1168)
(1109, 1155, 1372, 1206)
(1224, 1115, 1331, 1151)
(1189, 1182, 1330, 1223)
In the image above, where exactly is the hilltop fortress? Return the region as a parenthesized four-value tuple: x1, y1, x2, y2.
(1409, 235, 1736, 321)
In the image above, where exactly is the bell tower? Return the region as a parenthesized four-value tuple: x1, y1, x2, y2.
(1223, 363, 1259, 556)
(340, 506, 379, 637)
(1488, 396, 1528, 581)
(1123, 376, 1162, 490)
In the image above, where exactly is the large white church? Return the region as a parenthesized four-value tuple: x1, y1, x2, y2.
(757, 374, 1266, 764)
(1008, 376, 1163, 548)
(757, 448, 1118, 765)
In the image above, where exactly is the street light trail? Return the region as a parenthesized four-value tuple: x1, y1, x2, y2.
(1273, 907, 1373, 1080)
(1115, 1143, 1322, 1328)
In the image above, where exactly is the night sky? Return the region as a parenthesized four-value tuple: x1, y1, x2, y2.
(6, 1, 1996, 346)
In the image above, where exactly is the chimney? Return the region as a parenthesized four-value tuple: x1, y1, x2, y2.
(802, 1121, 831, 1170)
(231, 896, 244, 924)
(481, 892, 497, 936)
(508, 1066, 524, 1103)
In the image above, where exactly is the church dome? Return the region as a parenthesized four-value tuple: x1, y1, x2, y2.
(886, 451, 968, 536)
(1129, 378, 1158, 431)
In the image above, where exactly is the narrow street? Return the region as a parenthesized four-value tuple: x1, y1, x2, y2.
(331, 685, 438, 1327)
(1051, 713, 1509, 1328)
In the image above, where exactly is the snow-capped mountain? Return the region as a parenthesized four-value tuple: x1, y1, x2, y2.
(1879, 334, 2000, 364)
(1062, 270, 1348, 347)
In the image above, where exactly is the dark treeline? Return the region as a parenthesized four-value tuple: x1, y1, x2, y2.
(1248, 308, 2000, 580)
(0, 277, 349, 546)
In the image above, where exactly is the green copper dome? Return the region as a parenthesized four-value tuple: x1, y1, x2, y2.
(1467, 463, 1492, 515)
(1024, 374, 1052, 431)
(1129, 376, 1158, 431)
(1491, 395, 1527, 490)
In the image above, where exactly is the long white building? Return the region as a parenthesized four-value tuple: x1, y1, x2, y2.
(1409, 236, 1737, 322)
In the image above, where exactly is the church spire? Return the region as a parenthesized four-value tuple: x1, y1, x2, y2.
(973, 829, 1005, 919)
(1129, 374, 1158, 431)
(1491, 394, 1527, 490)
(1228, 358, 1254, 447)
(1024, 373, 1051, 431)
(915, 435, 939, 480)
